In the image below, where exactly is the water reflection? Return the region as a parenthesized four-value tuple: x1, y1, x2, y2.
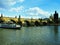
(54, 26, 58, 34)
(53, 26, 58, 43)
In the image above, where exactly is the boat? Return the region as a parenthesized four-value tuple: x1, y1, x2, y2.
(0, 23, 21, 29)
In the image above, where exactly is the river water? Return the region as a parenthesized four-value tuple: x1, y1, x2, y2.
(0, 26, 60, 45)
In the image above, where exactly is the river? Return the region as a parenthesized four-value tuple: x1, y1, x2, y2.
(0, 26, 60, 45)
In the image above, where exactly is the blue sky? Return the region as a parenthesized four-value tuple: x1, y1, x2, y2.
(0, 0, 60, 19)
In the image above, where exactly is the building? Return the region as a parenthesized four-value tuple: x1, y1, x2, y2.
(54, 11, 58, 23)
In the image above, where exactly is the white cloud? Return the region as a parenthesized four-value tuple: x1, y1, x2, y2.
(0, 8, 6, 11)
(25, 7, 50, 17)
(5, 1, 16, 6)
(9, 6, 24, 12)
(0, 0, 24, 7)
(0, 8, 3, 10)
(18, 0, 24, 2)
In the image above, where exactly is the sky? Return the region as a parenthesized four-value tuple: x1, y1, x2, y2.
(0, 0, 60, 19)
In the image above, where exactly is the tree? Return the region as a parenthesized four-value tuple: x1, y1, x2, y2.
(38, 18, 42, 23)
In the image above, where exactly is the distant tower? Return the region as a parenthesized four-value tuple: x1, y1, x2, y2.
(54, 11, 58, 23)
(18, 15, 21, 24)
(1, 13, 3, 18)
(18, 15, 21, 21)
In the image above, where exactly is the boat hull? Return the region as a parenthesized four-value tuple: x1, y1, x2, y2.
(0, 23, 21, 29)
(0, 27, 21, 29)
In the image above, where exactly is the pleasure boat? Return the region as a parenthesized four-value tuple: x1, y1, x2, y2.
(0, 23, 21, 29)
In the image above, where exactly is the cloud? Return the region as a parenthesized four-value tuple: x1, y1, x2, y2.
(0, 8, 4, 10)
(9, 6, 24, 13)
(25, 7, 50, 18)
(18, 0, 24, 2)
(0, 0, 24, 8)
(0, 8, 6, 11)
